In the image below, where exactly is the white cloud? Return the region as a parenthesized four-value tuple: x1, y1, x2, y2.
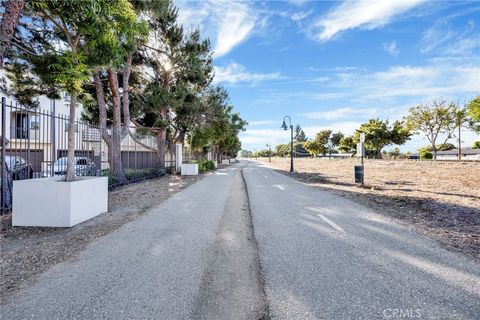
(176, 2, 210, 30)
(421, 20, 480, 56)
(383, 40, 399, 57)
(421, 22, 456, 53)
(248, 120, 276, 126)
(303, 122, 361, 137)
(312, 92, 345, 100)
(300, 107, 378, 120)
(291, 10, 313, 21)
(240, 121, 361, 149)
(304, 76, 330, 83)
(327, 63, 480, 102)
(213, 63, 283, 85)
(360, 65, 480, 100)
(176, 1, 257, 58)
(214, 3, 255, 57)
(252, 90, 343, 105)
(309, 66, 364, 72)
(444, 36, 480, 56)
(312, 0, 425, 42)
(253, 60, 478, 108)
(240, 129, 289, 146)
(286, 0, 308, 6)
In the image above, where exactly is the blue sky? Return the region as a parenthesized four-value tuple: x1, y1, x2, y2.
(176, 0, 480, 152)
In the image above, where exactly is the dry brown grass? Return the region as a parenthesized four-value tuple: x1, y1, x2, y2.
(259, 157, 480, 260)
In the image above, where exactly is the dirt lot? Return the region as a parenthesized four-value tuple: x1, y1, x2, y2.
(259, 157, 480, 261)
(0, 173, 203, 300)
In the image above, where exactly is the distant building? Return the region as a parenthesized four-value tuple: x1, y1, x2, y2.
(1, 69, 165, 174)
(435, 148, 480, 160)
(314, 153, 353, 159)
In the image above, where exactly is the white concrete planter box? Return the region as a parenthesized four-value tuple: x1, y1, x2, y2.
(221, 159, 229, 165)
(181, 163, 198, 176)
(13, 176, 108, 227)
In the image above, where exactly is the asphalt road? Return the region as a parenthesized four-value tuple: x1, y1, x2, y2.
(243, 160, 480, 320)
(1, 160, 479, 320)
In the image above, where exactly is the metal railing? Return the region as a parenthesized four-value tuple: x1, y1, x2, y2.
(1, 97, 175, 213)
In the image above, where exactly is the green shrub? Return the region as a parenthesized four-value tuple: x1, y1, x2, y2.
(206, 160, 215, 170)
(193, 159, 216, 173)
(420, 150, 433, 160)
(200, 162, 207, 173)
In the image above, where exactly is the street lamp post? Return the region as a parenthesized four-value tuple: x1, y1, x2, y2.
(281, 116, 294, 173)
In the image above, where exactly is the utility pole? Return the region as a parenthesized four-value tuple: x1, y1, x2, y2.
(458, 124, 462, 161)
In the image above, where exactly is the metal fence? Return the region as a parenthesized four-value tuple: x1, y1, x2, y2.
(1, 97, 175, 213)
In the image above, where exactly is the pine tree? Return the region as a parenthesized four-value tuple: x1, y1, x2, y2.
(294, 124, 307, 142)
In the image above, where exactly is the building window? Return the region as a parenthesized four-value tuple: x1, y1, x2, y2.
(63, 92, 71, 101)
(30, 115, 40, 129)
(11, 112, 29, 139)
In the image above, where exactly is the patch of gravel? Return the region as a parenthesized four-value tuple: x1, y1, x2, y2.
(0, 174, 203, 301)
(261, 158, 480, 262)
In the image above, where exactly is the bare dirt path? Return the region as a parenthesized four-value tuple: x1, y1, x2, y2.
(192, 165, 268, 320)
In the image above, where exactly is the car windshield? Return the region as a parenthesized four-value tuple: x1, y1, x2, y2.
(54, 158, 68, 166)
(3, 156, 17, 170)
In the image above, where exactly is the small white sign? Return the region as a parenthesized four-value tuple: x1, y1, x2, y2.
(357, 143, 365, 157)
(360, 133, 366, 143)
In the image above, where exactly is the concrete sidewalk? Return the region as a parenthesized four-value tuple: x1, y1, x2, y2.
(0, 164, 265, 320)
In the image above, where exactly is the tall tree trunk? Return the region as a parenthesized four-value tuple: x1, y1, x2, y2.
(432, 145, 437, 160)
(0, 0, 24, 66)
(121, 54, 132, 139)
(93, 70, 112, 144)
(211, 146, 217, 163)
(65, 91, 77, 182)
(111, 127, 124, 182)
(154, 73, 171, 169)
(176, 128, 186, 144)
(93, 70, 113, 178)
(157, 131, 166, 168)
(107, 68, 126, 182)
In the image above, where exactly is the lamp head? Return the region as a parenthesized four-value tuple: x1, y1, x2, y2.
(281, 121, 288, 131)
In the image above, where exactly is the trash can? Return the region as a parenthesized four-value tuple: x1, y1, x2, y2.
(354, 165, 364, 184)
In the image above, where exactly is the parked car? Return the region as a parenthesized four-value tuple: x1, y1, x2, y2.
(3, 156, 33, 180)
(46, 157, 97, 177)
